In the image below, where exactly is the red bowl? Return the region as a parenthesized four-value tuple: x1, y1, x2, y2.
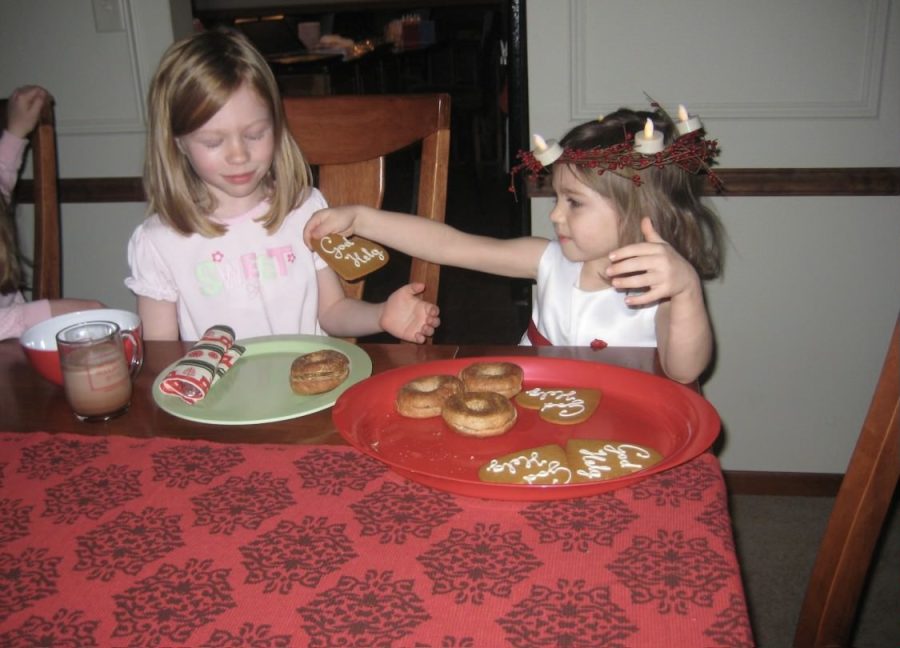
(20, 309, 143, 385)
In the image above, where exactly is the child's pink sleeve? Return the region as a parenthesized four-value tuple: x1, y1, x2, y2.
(124, 221, 178, 302)
(0, 294, 50, 340)
(0, 131, 27, 199)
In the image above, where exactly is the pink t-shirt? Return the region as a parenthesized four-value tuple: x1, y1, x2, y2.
(125, 190, 329, 341)
(0, 292, 51, 340)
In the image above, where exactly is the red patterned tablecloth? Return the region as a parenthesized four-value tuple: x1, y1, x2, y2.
(0, 432, 753, 647)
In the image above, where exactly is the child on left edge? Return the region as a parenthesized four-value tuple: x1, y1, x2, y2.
(125, 28, 440, 342)
(1, 85, 104, 340)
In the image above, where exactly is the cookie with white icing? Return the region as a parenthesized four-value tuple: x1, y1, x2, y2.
(478, 444, 572, 485)
(311, 234, 389, 281)
(515, 386, 601, 424)
(565, 439, 662, 483)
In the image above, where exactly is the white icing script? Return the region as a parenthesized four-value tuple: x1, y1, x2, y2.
(524, 387, 585, 418)
(575, 443, 653, 480)
(319, 236, 387, 268)
(485, 451, 573, 485)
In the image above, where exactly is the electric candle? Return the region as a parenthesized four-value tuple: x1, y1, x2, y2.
(532, 133, 564, 166)
(675, 104, 702, 136)
(633, 118, 664, 154)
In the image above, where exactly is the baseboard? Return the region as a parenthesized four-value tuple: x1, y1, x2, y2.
(723, 470, 843, 497)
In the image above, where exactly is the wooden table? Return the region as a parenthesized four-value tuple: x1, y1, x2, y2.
(0, 339, 662, 443)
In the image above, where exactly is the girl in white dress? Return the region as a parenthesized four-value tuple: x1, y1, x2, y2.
(304, 108, 724, 384)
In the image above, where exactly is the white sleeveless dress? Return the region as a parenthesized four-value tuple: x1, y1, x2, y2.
(520, 241, 658, 347)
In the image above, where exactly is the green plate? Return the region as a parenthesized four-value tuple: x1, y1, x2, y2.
(152, 335, 372, 425)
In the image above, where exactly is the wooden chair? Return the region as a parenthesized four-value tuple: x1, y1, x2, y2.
(0, 97, 61, 300)
(282, 93, 450, 327)
(793, 313, 899, 647)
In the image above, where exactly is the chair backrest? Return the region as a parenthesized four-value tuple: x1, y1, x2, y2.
(0, 97, 61, 301)
(793, 313, 899, 647)
(282, 93, 450, 317)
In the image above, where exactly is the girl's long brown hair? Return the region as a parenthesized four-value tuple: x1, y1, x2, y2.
(559, 109, 724, 279)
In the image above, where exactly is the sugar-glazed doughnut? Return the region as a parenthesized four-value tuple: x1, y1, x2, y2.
(396, 374, 464, 418)
(290, 350, 350, 395)
(441, 391, 517, 437)
(459, 361, 524, 398)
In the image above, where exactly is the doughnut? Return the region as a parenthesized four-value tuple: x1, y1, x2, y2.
(290, 350, 350, 395)
(396, 374, 464, 418)
(459, 361, 524, 398)
(441, 391, 517, 438)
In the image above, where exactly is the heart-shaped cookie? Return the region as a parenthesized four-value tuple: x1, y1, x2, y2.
(478, 444, 572, 485)
(311, 234, 389, 281)
(515, 386, 601, 424)
(566, 439, 662, 483)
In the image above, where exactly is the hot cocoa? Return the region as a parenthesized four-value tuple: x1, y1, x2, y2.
(57, 321, 134, 421)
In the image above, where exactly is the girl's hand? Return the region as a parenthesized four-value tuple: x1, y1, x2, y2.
(606, 217, 702, 306)
(380, 282, 441, 343)
(6, 86, 50, 139)
(303, 206, 363, 249)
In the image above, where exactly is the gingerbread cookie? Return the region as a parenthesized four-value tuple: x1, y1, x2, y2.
(311, 234, 389, 281)
(515, 386, 601, 424)
(478, 444, 572, 485)
(565, 439, 662, 483)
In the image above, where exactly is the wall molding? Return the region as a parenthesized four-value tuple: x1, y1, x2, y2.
(723, 470, 842, 497)
(12, 167, 900, 204)
(570, 0, 889, 121)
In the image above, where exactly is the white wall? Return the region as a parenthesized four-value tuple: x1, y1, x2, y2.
(0, 0, 190, 311)
(527, 0, 900, 471)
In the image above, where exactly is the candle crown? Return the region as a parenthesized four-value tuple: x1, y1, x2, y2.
(511, 100, 721, 193)
(530, 133, 564, 166)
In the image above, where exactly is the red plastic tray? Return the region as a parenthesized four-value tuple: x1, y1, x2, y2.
(332, 356, 720, 500)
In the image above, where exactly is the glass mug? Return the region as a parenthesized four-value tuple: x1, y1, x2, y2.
(56, 321, 141, 422)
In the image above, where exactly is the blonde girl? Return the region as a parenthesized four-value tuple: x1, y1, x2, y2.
(126, 28, 439, 341)
(304, 108, 724, 383)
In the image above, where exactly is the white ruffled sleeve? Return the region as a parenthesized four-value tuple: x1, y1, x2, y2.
(124, 219, 178, 302)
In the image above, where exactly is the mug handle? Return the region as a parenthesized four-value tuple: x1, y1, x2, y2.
(121, 330, 144, 377)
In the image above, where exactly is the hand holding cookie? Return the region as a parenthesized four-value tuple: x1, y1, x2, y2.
(311, 234, 389, 281)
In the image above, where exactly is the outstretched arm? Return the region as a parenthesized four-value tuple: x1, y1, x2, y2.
(304, 205, 547, 280)
(606, 218, 713, 383)
(315, 267, 440, 343)
(48, 299, 105, 317)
